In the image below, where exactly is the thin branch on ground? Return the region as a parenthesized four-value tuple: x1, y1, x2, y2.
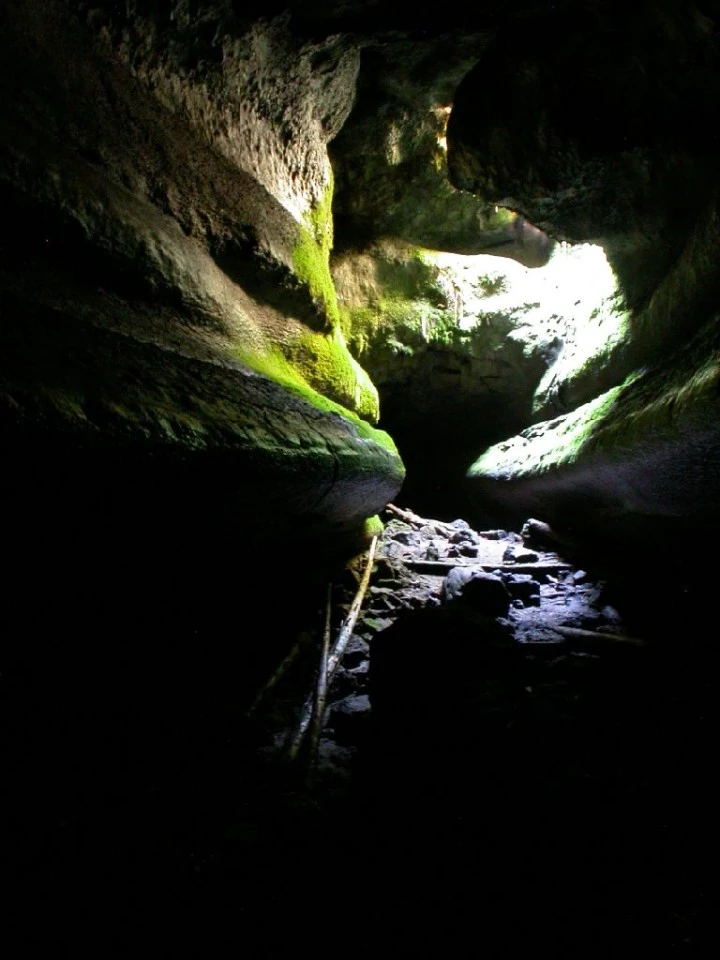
(305, 583, 333, 777)
(287, 536, 378, 763)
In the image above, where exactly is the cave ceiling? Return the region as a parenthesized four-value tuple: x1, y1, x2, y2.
(2, 0, 720, 548)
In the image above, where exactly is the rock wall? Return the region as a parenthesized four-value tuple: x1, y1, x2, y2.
(0, 0, 404, 544)
(445, 1, 720, 545)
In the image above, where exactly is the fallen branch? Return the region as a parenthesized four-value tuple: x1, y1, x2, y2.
(551, 624, 646, 646)
(385, 503, 457, 537)
(327, 535, 378, 676)
(304, 583, 333, 774)
(404, 559, 571, 576)
(287, 536, 378, 760)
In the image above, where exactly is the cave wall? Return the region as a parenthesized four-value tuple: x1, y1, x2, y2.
(444, 0, 720, 546)
(0, 0, 405, 548)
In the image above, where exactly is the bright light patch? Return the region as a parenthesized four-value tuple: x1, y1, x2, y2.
(422, 240, 629, 415)
(433, 105, 452, 152)
(428, 241, 618, 321)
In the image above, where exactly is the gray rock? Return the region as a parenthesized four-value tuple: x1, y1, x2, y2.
(393, 530, 420, 546)
(382, 540, 405, 558)
(360, 616, 395, 634)
(328, 694, 372, 744)
(442, 567, 511, 618)
(450, 529, 475, 544)
(331, 693, 371, 716)
(502, 573, 542, 605)
(521, 518, 557, 549)
(425, 542, 440, 561)
(342, 635, 370, 668)
(514, 549, 540, 563)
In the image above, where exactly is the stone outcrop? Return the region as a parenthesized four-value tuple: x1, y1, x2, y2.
(443, 1, 720, 545)
(330, 33, 554, 264)
(0, 0, 404, 544)
(447, 2, 719, 310)
(333, 236, 629, 512)
(468, 311, 720, 543)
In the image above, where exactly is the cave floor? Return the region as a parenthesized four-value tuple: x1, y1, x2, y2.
(203, 510, 719, 954)
(7, 505, 719, 953)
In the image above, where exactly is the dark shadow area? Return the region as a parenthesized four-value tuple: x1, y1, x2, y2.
(1, 434, 344, 951)
(5, 437, 719, 952)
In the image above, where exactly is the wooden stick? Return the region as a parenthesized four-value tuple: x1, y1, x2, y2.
(385, 503, 457, 537)
(516, 628, 645, 652)
(304, 583, 333, 771)
(551, 624, 646, 646)
(327, 535, 378, 676)
(287, 536, 378, 760)
(404, 559, 571, 575)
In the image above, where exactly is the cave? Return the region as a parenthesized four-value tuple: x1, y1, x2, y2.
(3, 1, 720, 952)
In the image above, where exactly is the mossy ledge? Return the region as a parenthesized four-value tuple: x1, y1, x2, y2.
(471, 309, 720, 484)
(468, 311, 720, 524)
(1, 298, 405, 545)
(231, 337, 390, 452)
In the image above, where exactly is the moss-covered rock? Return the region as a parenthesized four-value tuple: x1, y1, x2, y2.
(291, 177, 341, 331)
(467, 312, 720, 538)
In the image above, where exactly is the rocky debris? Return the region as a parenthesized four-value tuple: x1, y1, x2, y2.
(368, 605, 517, 734)
(521, 517, 565, 550)
(327, 694, 372, 746)
(502, 545, 539, 563)
(310, 503, 635, 783)
(503, 573, 541, 607)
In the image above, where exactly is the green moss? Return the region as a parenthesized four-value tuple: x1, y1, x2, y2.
(470, 314, 720, 484)
(341, 291, 462, 359)
(469, 383, 629, 481)
(339, 305, 378, 357)
(230, 339, 395, 453)
(363, 514, 385, 539)
(377, 249, 447, 304)
(581, 314, 720, 455)
(284, 326, 380, 423)
(292, 177, 340, 328)
(476, 273, 507, 297)
(487, 206, 516, 229)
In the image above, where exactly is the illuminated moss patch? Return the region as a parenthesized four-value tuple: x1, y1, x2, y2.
(468, 384, 629, 481)
(470, 311, 720, 485)
(292, 177, 340, 329)
(284, 326, 380, 422)
(230, 340, 393, 453)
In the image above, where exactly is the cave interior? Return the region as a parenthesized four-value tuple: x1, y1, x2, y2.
(3, 0, 720, 952)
